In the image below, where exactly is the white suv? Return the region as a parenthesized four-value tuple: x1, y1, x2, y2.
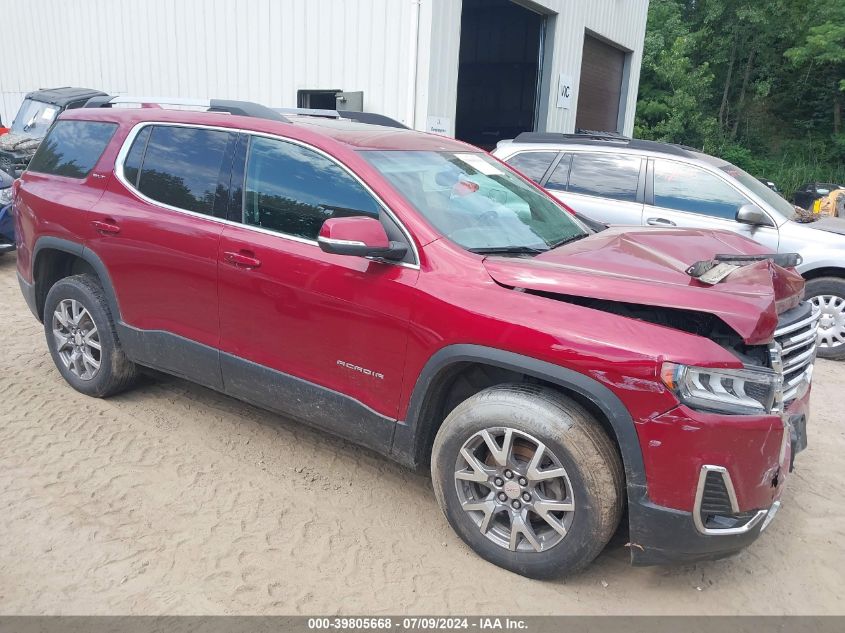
(493, 133, 845, 359)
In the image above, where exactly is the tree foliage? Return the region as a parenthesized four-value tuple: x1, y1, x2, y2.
(636, 0, 845, 198)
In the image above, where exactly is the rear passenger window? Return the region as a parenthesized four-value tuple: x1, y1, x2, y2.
(243, 136, 381, 241)
(653, 160, 749, 219)
(133, 125, 234, 215)
(504, 152, 557, 183)
(27, 120, 117, 178)
(122, 126, 151, 187)
(566, 154, 641, 202)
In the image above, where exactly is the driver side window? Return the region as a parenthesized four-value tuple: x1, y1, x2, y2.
(244, 136, 381, 241)
(653, 160, 750, 220)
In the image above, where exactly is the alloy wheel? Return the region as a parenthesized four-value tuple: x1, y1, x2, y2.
(51, 298, 102, 380)
(454, 427, 575, 553)
(810, 294, 845, 349)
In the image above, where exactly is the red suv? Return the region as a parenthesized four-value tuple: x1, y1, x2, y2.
(14, 97, 817, 578)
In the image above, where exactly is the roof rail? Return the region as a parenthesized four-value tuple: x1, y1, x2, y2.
(574, 128, 630, 140)
(274, 107, 409, 130)
(511, 131, 697, 158)
(275, 107, 341, 118)
(341, 111, 409, 129)
(514, 131, 631, 144)
(83, 95, 290, 123)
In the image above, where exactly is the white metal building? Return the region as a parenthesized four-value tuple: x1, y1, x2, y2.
(1, 0, 648, 148)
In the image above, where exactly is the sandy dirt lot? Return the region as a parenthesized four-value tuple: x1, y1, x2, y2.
(0, 251, 843, 615)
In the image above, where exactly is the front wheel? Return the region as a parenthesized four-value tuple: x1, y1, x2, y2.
(431, 384, 624, 579)
(805, 277, 845, 360)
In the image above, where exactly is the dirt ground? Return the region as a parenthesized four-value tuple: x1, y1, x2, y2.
(0, 251, 843, 615)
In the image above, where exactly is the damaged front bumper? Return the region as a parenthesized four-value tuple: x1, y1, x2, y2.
(628, 496, 782, 566)
(627, 387, 810, 566)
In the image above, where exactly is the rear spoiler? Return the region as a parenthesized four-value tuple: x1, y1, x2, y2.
(687, 253, 802, 285)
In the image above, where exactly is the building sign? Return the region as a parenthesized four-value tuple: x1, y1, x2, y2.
(426, 116, 452, 136)
(556, 74, 573, 109)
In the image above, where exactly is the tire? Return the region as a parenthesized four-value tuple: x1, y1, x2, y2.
(804, 277, 845, 360)
(431, 384, 624, 579)
(43, 273, 139, 397)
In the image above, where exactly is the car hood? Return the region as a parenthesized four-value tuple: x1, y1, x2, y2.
(803, 216, 845, 236)
(482, 226, 805, 345)
(0, 132, 41, 153)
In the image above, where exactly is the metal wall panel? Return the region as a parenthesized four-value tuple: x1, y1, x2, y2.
(541, 0, 650, 136)
(420, 0, 462, 135)
(0, 0, 418, 126)
(0, 0, 647, 137)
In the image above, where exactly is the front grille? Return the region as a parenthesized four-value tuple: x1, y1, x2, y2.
(700, 470, 734, 515)
(774, 302, 820, 405)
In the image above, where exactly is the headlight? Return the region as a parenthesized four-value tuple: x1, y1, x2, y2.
(0, 187, 12, 206)
(660, 362, 782, 415)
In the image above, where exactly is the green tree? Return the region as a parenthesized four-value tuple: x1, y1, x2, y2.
(636, 0, 845, 198)
(634, 0, 717, 147)
(785, 4, 845, 135)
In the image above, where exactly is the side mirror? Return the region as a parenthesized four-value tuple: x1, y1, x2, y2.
(736, 204, 773, 227)
(317, 216, 407, 261)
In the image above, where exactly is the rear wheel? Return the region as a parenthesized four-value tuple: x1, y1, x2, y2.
(43, 274, 139, 397)
(805, 277, 845, 360)
(431, 384, 624, 578)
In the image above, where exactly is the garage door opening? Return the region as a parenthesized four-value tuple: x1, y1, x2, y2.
(575, 34, 627, 133)
(455, 0, 545, 150)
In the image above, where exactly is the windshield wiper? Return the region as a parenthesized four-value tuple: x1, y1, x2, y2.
(469, 245, 548, 256)
(548, 233, 588, 249)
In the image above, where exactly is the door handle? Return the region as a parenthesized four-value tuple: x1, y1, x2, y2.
(646, 217, 676, 227)
(91, 219, 121, 234)
(223, 250, 261, 269)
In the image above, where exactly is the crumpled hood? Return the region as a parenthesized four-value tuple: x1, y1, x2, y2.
(0, 132, 41, 153)
(483, 226, 805, 344)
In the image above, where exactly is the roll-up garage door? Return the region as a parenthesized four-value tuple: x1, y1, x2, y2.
(575, 34, 625, 132)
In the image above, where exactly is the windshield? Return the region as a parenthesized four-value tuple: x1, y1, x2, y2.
(719, 163, 797, 220)
(362, 150, 588, 252)
(11, 99, 60, 137)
